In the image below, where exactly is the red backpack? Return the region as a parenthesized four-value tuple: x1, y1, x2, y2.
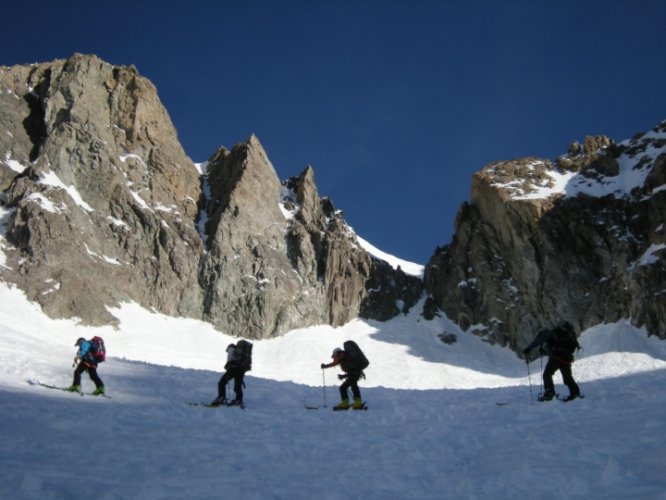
(89, 336, 106, 363)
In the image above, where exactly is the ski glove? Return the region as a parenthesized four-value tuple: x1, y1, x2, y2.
(338, 374, 347, 380)
(320, 363, 326, 369)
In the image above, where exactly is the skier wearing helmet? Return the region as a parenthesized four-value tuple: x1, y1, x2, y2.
(321, 346, 364, 410)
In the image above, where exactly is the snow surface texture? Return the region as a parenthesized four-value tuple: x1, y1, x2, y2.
(1, 283, 665, 499)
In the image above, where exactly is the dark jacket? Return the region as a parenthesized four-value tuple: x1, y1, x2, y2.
(525, 323, 579, 363)
(322, 351, 351, 372)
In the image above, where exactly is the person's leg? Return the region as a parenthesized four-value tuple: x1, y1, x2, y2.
(87, 366, 104, 389)
(69, 363, 86, 390)
(335, 378, 351, 409)
(217, 372, 231, 401)
(87, 365, 105, 394)
(539, 359, 558, 400)
(348, 373, 363, 408)
(232, 371, 244, 403)
(560, 363, 580, 398)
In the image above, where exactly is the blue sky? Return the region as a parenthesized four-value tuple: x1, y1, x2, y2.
(2, 1, 665, 264)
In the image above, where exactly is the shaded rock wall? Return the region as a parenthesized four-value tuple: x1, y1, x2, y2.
(425, 123, 666, 349)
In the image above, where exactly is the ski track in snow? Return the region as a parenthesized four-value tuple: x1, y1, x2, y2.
(0, 285, 665, 499)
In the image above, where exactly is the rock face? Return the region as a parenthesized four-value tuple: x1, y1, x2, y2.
(0, 54, 203, 326)
(424, 121, 666, 349)
(0, 54, 422, 337)
(198, 139, 422, 338)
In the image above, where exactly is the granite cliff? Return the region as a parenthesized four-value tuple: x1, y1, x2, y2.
(424, 122, 666, 349)
(0, 54, 421, 338)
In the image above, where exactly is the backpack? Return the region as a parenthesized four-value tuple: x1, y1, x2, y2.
(552, 322, 580, 355)
(89, 336, 106, 364)
(235, 339, 253, 371)
(343, 340, 369, 372)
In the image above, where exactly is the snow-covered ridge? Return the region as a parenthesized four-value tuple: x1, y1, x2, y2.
(357, 235, 424, 277)
(489, 123, 666, 201)
(275, 180, 424, 276)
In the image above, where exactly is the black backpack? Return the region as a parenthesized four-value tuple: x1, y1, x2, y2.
(552, 322, 580, 354)
(235, 340, 253, 371)
(343, 340, 369, 372)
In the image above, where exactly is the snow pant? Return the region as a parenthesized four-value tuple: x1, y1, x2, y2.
(218, 368, 245, 402)
(339, 372, 361, 401)
(73, 362, 104, 389)
(543, 357, 580, 397)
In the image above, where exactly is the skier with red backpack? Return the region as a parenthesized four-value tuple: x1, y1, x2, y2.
(321, 340, 369, 410)
(67, 337, 106, 395)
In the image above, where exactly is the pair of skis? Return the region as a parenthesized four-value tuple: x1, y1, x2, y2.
(496, 394, 585, 406)
(28, 381, 111, 398)
(305, 402, 368, 411)
(188, 401, 246, 410)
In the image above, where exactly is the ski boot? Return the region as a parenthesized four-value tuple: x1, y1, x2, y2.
(210, 397, 227, 406)
(352, 397, 364, 410)
(561, 393, 580, 402)
(333, 399, 350, 411)
(538, 389, 556, 402)
(66, 385, 81, 393)
(92, 386, 105, 396)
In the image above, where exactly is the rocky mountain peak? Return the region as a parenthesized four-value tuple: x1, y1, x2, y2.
(202, 134, 282, 244)
(425, 120, 666, 349)
(0, 55, 422, 338)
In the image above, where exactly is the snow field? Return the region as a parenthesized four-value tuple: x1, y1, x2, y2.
(0, 285, 665, 499)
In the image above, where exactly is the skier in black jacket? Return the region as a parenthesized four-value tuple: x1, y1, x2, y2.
(211, 344, 246, 406)
(524, 321, 581, 402)
(321, 347, 364, 410)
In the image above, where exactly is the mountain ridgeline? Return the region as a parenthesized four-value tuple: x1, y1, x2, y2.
(0, 54, 664, 350)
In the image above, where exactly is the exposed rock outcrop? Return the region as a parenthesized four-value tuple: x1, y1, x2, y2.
(425, 121, 666, 349)
(0, 54, 203, 325)
(0, 54, 422, 337)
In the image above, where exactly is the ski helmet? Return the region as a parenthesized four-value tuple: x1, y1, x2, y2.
(75, 337, 85, 346)
(226, 344, 236, 352)
(331, 347, 343, 358)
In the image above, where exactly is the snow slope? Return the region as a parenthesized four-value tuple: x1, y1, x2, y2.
(1, 283, 665, 500)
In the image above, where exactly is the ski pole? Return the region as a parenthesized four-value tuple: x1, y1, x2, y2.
(540, 353, 544, 394)
(322, 368, 327, 407)
(526, 357, 533, 404)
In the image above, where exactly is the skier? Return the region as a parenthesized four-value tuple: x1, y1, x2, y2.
(67, 337, 105, 395)
(321, 346, 365, 410)
(211, 343, 247, 406)
(523, 321, 581, 402)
